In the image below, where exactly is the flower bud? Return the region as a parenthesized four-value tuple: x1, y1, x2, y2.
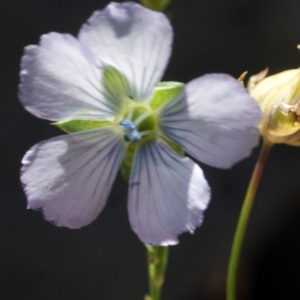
(250, 69, 300, 145)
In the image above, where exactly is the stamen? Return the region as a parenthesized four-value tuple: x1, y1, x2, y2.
(120, 119, 141, 143)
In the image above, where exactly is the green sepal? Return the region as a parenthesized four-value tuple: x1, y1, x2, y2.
(103, 65, 130, 103)
(54, 120, 113, 133)
(150, 81, 184, 110)
(119, 136, 183, 182)
(140, 0, 171, 12)
(160, 136, 184, 155)
(120, 141, 136, 182)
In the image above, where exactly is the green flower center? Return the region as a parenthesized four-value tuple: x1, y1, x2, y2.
(119, 104, 157, 143)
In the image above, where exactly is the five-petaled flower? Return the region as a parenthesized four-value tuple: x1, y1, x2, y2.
(19, 2, 262, 245)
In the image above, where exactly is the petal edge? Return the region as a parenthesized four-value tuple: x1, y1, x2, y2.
(21, 126, 126, 228)
(159, 74, 262, 168)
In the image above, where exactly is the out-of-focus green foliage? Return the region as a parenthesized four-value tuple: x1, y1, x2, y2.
(140, 0, 171, 12)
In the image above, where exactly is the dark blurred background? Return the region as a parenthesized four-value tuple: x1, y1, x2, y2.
(1, 0, 300, 299)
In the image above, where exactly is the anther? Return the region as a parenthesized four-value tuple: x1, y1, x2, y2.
(120, 119, 141, 143)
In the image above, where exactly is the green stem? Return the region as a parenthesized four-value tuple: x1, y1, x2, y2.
(226, 138, 273, 300)
(145, 245, 169, 300)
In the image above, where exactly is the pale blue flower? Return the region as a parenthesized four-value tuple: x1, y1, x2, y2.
(19, 2, 262, 245)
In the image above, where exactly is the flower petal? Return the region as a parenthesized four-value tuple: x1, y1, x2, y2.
(19, 33, 122, 122)
(159, 74, 262, 168)
(21, 126, 126, 228)
(79, 2, 173, 102)
(128, 139, 210, 246)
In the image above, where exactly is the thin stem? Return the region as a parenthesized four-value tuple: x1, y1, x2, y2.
(226, 138, 273, 300)
(145, 245, 169, 300)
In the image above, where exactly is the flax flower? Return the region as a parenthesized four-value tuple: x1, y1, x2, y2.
(19, 2, 261, 245)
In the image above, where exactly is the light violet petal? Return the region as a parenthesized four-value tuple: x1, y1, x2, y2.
(19, 33, 121, 121)
(128, 139, 210, 246)
(21, 126, 126, 228)
(159, 74, 262, 169)
(79, 2, 173, 102)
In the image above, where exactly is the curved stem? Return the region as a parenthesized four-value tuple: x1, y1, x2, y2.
(226, 138, 273, 300)
(145, 245, 169, 300)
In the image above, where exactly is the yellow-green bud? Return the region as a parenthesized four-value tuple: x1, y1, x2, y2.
(250, 69, 300, 145)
